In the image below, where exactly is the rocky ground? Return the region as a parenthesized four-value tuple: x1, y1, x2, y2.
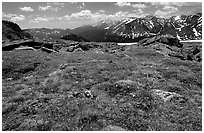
(2, 36, 202, 131)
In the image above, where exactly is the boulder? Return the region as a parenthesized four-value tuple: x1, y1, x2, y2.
(66, 46, 75, 52)
(100, 125, 127, 131)
(150, 89, 184, 102)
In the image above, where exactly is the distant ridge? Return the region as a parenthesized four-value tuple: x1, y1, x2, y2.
(7, 13, 202, 43)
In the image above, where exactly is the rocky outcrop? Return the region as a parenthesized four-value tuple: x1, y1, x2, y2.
(2, 40, 57, 53)
(139, 34, 182, 48)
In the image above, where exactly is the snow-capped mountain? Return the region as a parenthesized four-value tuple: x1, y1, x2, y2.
(23, 13, 202, 43)
(104, 13, 202, 42)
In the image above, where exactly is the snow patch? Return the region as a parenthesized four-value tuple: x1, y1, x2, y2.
(180, 40, 202, 42)
(193, 28, 199, 37)
(174, 16, 181, 21)
(104, 26, 110, 29)
(176, 34, 181, 40)
(125, 18, 135, 24)
(117, 42, 138, 45)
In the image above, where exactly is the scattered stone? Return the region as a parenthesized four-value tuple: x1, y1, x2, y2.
(115, 79, 137, 85)
(72, 92, 83, 98)
(60, 64, 68, 70)
(84, 90, 97, 99)
(6, 78, 13, 81)
(48, 69, 62, 77)
(150, 89, 184, 102)
(100, 125, 127, 131)
(66, 46, 75, 52)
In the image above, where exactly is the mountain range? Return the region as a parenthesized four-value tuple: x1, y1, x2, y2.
(2, 13, 202, 43)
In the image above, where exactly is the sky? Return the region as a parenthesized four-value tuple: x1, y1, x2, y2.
(2, 2, 202, 29)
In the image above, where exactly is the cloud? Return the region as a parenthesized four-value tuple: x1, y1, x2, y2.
(46, 2, 65, 7)
(20, 6, 34, 12)
(2, 12, 15, 18)
(115, 2, 131, 7)
(10, 15, 25, 21)
(98, 10, 105, 14)
(2, 12, 25, 21)
(134, 9, 143, 14)
(39, 5, 51, 11)
(70, 10, 93, 19)
(132, 4, 147, 9)
(64, 9, 149, 22)
(115, 2, 147, 9)
(38, 5, 59, 12)
(150, 2, 186, 7)
(155, 5, 179, 18)
(109, 11, 148, 20)
(65, 10, 109, 21)
(57, 17, 63, 20)
(29, 17, 54, 23)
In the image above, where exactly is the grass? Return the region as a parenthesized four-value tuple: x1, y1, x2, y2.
(2, 41, 202, 131)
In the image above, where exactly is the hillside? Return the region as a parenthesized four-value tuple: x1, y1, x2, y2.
(2, 34, 202, 131)
(2, 20, 33, 42)
(24, 28, 86, 42)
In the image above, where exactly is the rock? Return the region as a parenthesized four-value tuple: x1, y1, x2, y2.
(60, 64, 68, 70)
(116, 79, 136, 85)
(115, 79, 137, 89)
(79, 43, 90, 51)
(41, 47, 57, 53)
(100, 125, 127, 131)
(15, 46, 37, 51)
(150, 89, 184, 102)
(48, 69, 62, 77)
(72, 92, 83, 98)
(139, 34, 183, 48)
(84, 90, 97, 99)
(73, 47, 83, 52)
(66, 46, 75, 52)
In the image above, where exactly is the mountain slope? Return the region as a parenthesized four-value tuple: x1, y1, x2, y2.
(24, 28, 65, 41)
(2, 20, 32, 42)
(72, 13, 202, 42)
(71, 25, 107, 42)
(61, 33, 89, 42)
(25, 28, 88, 42)
(14, 13, 202, 43)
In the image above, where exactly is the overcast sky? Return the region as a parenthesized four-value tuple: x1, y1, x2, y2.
(2, 2, 202, 29)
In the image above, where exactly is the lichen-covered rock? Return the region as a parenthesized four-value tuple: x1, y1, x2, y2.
(150, 89, 183, 102)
